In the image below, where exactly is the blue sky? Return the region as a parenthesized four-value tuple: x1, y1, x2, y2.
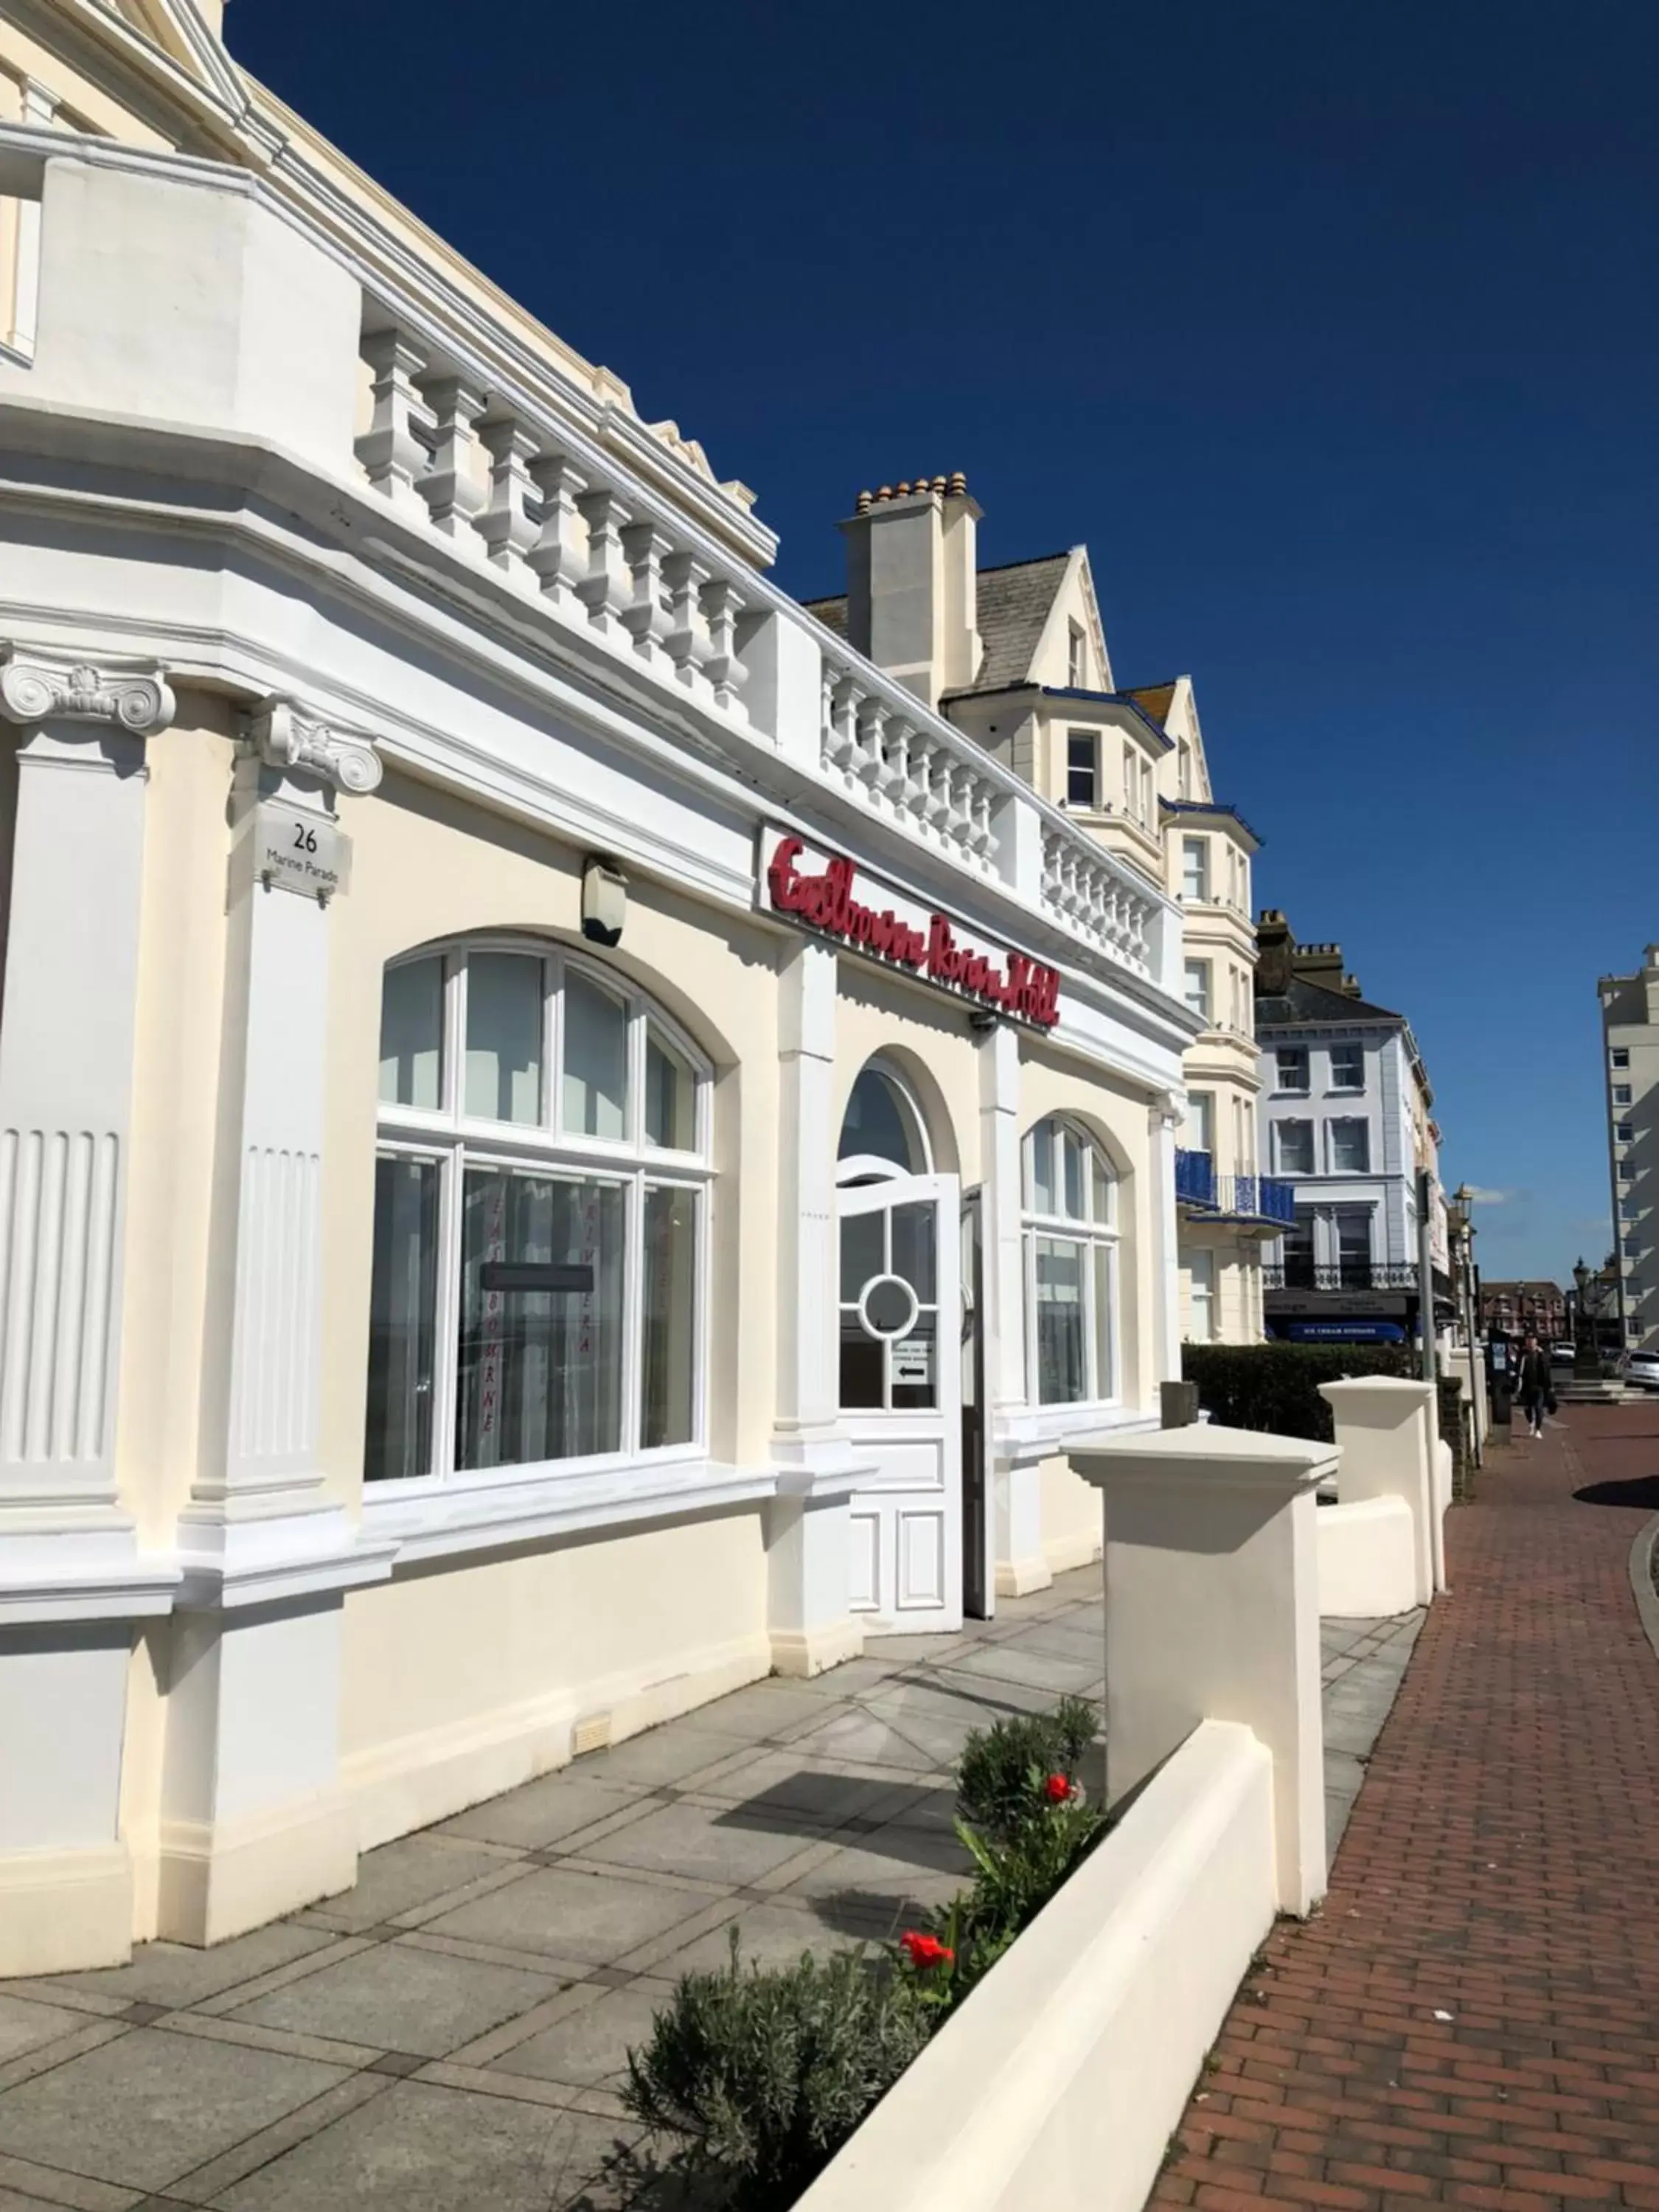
(232, 0, 1659, 1286)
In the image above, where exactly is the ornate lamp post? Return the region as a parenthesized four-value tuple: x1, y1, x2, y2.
(1572, 1256, 1603, 1380)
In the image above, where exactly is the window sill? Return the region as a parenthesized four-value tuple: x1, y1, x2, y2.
(993, 1402, 1155, 1468)
(361, 1452, 779, 1567)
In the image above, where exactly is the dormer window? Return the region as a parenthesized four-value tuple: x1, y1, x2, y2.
(1068, 623, 1088, 689)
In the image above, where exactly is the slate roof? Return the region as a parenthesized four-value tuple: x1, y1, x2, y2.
(1254, 974, 1406, 1029)
(800, 552, 1072, 695)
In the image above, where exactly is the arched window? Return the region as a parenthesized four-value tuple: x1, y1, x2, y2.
(1021, 1116, 1118, 1406)
(366, 939, 710, 1485)
(838, 1060, 931, 1178)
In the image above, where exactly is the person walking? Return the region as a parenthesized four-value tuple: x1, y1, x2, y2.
(1514, 1332, 1555, 1439)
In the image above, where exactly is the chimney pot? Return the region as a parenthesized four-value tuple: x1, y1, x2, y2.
(876, 485, 893, 501)
(856, 490, 872, 515)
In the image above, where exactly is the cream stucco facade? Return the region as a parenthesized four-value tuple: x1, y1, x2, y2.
(0, 1, 1199, 1972)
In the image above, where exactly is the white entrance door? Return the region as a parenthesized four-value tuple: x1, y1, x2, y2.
(836, 1164, 963, 1633)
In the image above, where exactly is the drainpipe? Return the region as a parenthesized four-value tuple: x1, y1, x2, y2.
(1416, 1168, 1438, 1385)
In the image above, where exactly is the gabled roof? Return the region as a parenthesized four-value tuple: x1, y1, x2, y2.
(100, 0, 245, 110)
(1127, 681, 1178, 726)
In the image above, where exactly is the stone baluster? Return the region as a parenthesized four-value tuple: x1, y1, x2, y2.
(620, 522, 675, 671)
(577, 489, 633, 639)
(826, 676, 860, 785)
(527, 453, 586, 606)
(664, 551, 710, 691)
(911, 735, 945, 841)
(355, 330, 431, 512)
(477, 420, 539, 580)
(883, 716, 912, 811)
(417, 376, 487, 544)
(969, 779, 995, 867)
(854, 695, 888, 801)
(700, 577, 747, 713)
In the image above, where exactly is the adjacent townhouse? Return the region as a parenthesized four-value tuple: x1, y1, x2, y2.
(1479, 1280, 1566, 1346)
(1255, 914, 1451, 1349)
(0, 3, 1205, 1972)
(1597, 948, 1659, 1350)
(806, 490, 1287, 1349)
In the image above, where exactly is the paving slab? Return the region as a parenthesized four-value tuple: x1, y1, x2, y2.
(226, 1941, 559, 2061)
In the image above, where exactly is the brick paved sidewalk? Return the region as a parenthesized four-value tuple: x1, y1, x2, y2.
(1155, 1405, 1659, 2212)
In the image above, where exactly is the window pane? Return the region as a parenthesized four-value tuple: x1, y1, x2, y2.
(1279, 1121, 1313, 1174)
(455, 1169, 623, 1469)
(379, 958, 445, 1110)
(1026, 1120, 1056, 1214)
(1181, 838, 1207, 902)
(1184, 961, 1209, 1018)
(891, 1200, 936, 1302)
(644, 1024, 697, 1150)
(1066, 732, 1096, 809)
(839, 1067, 923, 1170)
(1091, 1150, 1112, 1225)
(1332, 1120, 1370, 1172)
(641, 1186, 698, 1449)
(1034, 1235, 1086, 1405)
(1062, 1130, 1085, 1222)
(563, 970, 629, 1139)
(1276, 1048, 1307, 1091)
(1331, 1044, 1363, 1089)
(364, 1155, 439, 1481)
(1092, 1241, 1114, 1391)
(465, 953, 543, 1124)
(840, 1209, 883, 1299)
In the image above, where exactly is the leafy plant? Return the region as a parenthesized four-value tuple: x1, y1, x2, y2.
(621, 1931, 930, 2211)
(954, 1694, 1098, 1843)
(1182, 1342, 1412, 1441)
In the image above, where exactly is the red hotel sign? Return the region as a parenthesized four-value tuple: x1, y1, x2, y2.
(763, 832, 1060, 1029)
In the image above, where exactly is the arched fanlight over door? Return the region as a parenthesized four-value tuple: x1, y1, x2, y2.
(837, 1060, 931, 1182)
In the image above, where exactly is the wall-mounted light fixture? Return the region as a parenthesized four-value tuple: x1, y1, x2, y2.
(582, 855, 627, 947)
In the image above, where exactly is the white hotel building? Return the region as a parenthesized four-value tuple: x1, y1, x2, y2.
(0, 1, 1201, 1973)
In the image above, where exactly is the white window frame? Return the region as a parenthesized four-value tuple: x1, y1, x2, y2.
(1180, 836, 1209, 904)
(1187, 1250, 1215, 1344)
(1276, 1118, 1314, 1175)
(1329, 1042, 1364, 1093)
(1613, 1085, 1633, 1106)
(1327, 1116, 1371, 1174)
(1183, 1089, 1214, 1155)
(1183, 959, 1211, 1021)
(1065, 728, 1099, 810)
(1020, 1116, 1119, 1409)
(369, 936, 713, 1495)
(1612, 1048, 1630, 1069)
(1275, 1046, 1310, 1095)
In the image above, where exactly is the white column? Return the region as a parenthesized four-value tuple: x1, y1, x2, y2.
(765, 939, 863, 1676)
(982, 1022, 1048, 1599)
(1071, 1425, 1333, 1916)
(1149, 1093, 1183, 1386)
(161, 699, 392, 1946)
(0, 650, 181, 1974)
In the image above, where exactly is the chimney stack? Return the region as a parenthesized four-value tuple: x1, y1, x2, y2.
(838, 475, 981, 711)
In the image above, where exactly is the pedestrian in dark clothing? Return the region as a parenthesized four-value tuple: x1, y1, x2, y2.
(1515, 1334, 1554, 1439)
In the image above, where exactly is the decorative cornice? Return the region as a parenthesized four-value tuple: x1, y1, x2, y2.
(248, 696, 383, 796)
(0, 652, 175, 735)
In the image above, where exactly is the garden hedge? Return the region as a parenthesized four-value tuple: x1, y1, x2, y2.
(1181, 1340, 1414, 1441)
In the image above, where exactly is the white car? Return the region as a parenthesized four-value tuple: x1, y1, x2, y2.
(1619, 1349, 1659, 1391)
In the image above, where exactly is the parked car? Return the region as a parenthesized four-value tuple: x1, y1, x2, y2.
(1550, 1342, 1576, 1366)
(1618, 1349, 1659, 1391)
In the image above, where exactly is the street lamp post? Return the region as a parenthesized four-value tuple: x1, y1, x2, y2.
(1572, 1256, 1601, 1382)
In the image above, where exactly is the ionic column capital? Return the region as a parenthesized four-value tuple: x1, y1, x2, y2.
(0, 651, 176, 737)
(246, 697, 383, 796)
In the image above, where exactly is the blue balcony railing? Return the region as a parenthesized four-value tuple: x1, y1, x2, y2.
(1175, 1147, 1216, 1207)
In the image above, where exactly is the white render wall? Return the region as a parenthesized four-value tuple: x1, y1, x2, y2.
(1257, 1026, 1419, 1276)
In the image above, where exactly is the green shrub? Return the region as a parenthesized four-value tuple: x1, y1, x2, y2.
(621, 1933, 929, 2211)
(1183, 1341, 1413, 1441)
(953, 1694, 1097, 1844)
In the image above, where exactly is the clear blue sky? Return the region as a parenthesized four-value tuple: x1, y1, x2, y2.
(231, 0, 1659, 1288)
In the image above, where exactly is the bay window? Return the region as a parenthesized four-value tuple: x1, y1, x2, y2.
(1022, 1117, 1118, 1405)
(366, 940, 710, 1485)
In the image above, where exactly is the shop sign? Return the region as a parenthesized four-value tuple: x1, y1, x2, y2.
(892, 1338, 932, 1385)
(760, 830, 1060, 1029)
(1284, 1320, 1407, 1344)
(1266, 1291, 1408, 1318)
(254, 800, 352, 902)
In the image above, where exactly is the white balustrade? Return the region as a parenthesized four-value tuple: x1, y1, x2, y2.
(1041, 827, 1158, 978)
(815, 656, 999, 877)
(352, 314, 753, 723)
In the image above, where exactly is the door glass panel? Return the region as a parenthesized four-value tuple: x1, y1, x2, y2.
(562, 971, 628, 1139)
(839, 1312, 884, 1408)
(1034, 1234, 1086, 1404)
(364, 1155, 439, 1481)
(379, 958, 444, 1110)
(891, 1307, 937, 1411)
(840, 1211, 884, 1301)
(862, 1275, 918, 1336)
(456, 1169, 623, 1468)
(465, 953, 543, 1124)
(890, 1200, 936, 1302)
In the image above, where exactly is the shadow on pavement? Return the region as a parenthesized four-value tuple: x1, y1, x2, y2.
(1573, 1474, 1659, 1510)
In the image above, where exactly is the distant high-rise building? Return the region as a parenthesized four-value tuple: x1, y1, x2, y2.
(1596, 948, 1659, 1349)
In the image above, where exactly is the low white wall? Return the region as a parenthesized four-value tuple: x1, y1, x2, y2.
(1315, 1497, 1417, 1617)
(796, 1720, 1276, 2212)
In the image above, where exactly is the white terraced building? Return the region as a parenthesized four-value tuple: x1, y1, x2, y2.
(0, 0, 1204, 1975)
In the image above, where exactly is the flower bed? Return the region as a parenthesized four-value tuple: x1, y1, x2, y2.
(620, 1697, 1105, 2211)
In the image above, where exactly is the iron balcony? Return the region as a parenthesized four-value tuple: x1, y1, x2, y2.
(1262, 1262, 1422, 1293)
(1175, 1151, 1298, 1229)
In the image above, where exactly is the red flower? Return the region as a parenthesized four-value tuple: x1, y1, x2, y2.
(1043, 1772, 1072, 1804)
(900, 1931, 954, 1968)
